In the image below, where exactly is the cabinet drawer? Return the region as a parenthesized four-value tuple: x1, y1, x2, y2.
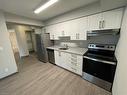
(70, 57, 77, 62)
(70, 66, 82, 75)
(71, 54, 78, 58)
(70, 61, 81, 67)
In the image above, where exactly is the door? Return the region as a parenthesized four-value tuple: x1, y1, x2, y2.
(88, 13, 102, 31)
(102, 8, 123, 29)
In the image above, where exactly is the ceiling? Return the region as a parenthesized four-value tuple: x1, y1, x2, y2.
(0, 0, 98, 21)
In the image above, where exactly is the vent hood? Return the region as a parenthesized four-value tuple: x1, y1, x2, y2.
(87, 29, 120, 36)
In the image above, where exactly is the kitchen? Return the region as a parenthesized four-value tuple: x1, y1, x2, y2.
(0, 0, 127, 95)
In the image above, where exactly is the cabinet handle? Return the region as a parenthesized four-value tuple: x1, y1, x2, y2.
(76, 33, 77, 39)
(99, 21, 101, 29)
(78, 33, 80, 39)
(102, 20, 105, 28)
(62, 31, 64, 36)
(76, 33, 79, 39)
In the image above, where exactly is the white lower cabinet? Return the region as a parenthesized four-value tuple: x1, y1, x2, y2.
(68, 54, 83, 75)
(54, 50, 83, 76)
(54, 50, 68, 68)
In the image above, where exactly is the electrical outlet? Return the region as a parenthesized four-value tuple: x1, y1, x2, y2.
(5, 68, 9, 72)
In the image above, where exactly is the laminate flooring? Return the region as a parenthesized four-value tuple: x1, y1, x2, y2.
(0, 54, 112, 95)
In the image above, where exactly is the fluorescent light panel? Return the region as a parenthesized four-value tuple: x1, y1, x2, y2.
(34, 0, 58, 14)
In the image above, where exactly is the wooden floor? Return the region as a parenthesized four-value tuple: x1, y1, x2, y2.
(0, 54, 111, 95)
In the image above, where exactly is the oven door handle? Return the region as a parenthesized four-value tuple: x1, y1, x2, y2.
(83, 56, 116, 65)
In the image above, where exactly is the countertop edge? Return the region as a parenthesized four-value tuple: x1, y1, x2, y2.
(46, 47, 88, 56)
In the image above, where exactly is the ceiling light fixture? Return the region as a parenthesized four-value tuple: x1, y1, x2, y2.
(34, 0, 59, 14)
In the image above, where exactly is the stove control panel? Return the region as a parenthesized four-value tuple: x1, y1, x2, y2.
(88, 44, 116, 51)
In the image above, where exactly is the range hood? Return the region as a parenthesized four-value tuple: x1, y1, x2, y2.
(87, 29, 120, 36)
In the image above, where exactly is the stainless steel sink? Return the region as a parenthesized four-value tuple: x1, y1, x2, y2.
(59, 47, 68, 50)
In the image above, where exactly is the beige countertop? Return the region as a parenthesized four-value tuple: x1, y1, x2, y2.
(47, 46, 88, 56)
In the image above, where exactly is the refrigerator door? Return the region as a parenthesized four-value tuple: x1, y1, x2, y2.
(35, 34, 47, 63)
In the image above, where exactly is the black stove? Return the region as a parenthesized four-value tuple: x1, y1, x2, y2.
(82, 43, 117, 91)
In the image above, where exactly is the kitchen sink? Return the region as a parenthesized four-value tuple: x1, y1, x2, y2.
(59, 47, 68, 50)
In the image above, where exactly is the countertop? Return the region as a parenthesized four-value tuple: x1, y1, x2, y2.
(47, 46, 88, 56)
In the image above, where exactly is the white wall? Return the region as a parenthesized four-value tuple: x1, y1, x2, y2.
(4, 12, 44, 26)
(113, 6, 127, 95)
(0, 11, 17, 79)
(14, 25, 31, 57)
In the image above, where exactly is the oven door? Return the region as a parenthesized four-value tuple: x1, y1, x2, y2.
(83, 56, 116, 83)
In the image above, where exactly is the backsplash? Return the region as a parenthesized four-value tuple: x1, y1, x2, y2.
(54, 35, 120, 48)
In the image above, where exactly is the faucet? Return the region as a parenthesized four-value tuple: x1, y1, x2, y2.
(65, 44, 68, 49)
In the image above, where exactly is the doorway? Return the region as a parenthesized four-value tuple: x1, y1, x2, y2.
(9, 30, 20, 64)
(25, 30, 37, 55)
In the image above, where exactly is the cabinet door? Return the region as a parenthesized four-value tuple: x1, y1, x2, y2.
(53, 24, 60, 40)
(62, 21, 72, 36)
(54, 51, 68, 68)
(45, 26, 51, 33)
(77, 17, 88, 40)
(54, 51, 60, 66)
(88, 13, 102, 31)
(56, 22, 71, 37)
(47, 25, 59, 40)
(70, 17, 88, 40)
(46, 25, 54, 40)
(62, 52, 70, 69)
(60, 52, 67, 68)
(69, 19, 79, 40)
(102, 8, 123, 29)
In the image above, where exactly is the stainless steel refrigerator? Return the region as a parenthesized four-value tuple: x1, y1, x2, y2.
(35, 29, 52, 63)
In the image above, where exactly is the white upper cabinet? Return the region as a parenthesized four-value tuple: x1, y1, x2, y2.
(46, 8, 123, 40)
(46, 17, 88, 40)
(77, 17, 88, 40)
(46, 25, 59, 40)
(58, 22, 71, 37)
(88, 13, 102, 31)
(88, 8, 124, 31)
(102, 8, 123, 29)
(70, 17, 88, 40)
